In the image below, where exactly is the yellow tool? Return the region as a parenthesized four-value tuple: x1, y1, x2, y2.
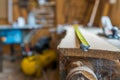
(74, 24, 90, 51)
(21, 49, 56, 77)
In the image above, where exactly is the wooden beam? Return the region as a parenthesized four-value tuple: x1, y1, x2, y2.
(0, 19, 8, 24)
(88, 0, 100, 27)
(99, 2, 110, 27)
(13, 0, 20, 21)
(21, 8, 28, 22)
(0, 0, 8, 19)
(102, 2, 110, 16)
(56, 0, 65, 24)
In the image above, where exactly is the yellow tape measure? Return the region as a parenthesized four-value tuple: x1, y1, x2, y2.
(74, 25, 90, 51)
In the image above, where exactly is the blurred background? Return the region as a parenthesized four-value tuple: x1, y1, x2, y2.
(0, 0, 120, 80)
(0, 0, 58, 80)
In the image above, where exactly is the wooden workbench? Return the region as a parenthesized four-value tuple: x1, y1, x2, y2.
(58, 26, 120, 80)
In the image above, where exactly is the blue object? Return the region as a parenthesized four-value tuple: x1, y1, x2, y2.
(0, 29, 22, 44)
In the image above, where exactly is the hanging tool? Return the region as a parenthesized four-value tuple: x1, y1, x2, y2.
(74, 25, 90, 51)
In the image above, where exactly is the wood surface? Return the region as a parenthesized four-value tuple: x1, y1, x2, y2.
(109, 0, 120, 27)
(0, 19, 8, 25)
(21, 8, 28, 22)
(0, 0, 8, 19)
(58, 26, 120, 60)
(56, 0, 91, 24)
(56, 0, 64, 24)
(88, 0, 100, 27)
(58, 26, 120, 80)
(13, 0, 20, 21)
(56, 0, 120, 27)
(58, 26, 120, 51)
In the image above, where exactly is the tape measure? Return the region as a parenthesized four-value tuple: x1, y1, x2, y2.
(74, 25, 90, 51)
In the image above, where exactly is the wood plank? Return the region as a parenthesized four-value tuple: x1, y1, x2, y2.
(80, 28, 120, 51)
(13, 0, 20, 21)
(56, 0, 64, 24)
(58, 26, 77, 48)
(56, 0, 91, 25)
(59, 48, 120, 60)
(21, 8, 28, 22)
(99, 2, 110, 27)
(58, 26, 120, 60)
(58, 26, 120, 80)
(0, 19, 8, 24)
(58, 26, 120, 51)
(0, 0, 8, 19)
(109, 0, 120, 27)
(88, 0, 100, 26)
(102, 2, 110, 16)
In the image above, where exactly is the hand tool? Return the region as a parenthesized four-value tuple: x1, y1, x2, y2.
(74, 24, 90, 51)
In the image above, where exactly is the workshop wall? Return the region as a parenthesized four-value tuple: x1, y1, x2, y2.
(95, 0, 120, 27)
(0, 0, 120, 26)
(56, 0, 120, 27)
(0, 0, 8, 24)
(0, 0, 8, 19)
(109, 1, 120, 27)
(56, 0, 94, 24)
(56, 0, 107, 26)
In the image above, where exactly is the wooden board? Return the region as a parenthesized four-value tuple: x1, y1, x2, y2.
(0, 19, 8, 25)
(80, 28, 120, 51)
(58, 26, 120, 60)
(0, 0, 8, 19)
(58, 26, 120, 51)
(21, 8, 28, 22)
(13, 0, 20, 21)
(109, 0, 120, 27)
